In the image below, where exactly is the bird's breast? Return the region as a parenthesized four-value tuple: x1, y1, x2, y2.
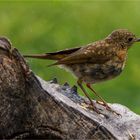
(116, 50, 127, 62)
(64, 55, 127, 84)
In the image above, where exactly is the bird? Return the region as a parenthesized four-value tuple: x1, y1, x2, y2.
(24, 29, 140, 115)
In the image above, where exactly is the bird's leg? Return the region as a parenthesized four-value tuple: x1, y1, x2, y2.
(86, 83, 120, 115)
(77, 79, 100, 114)
(86, 84, 110, 109)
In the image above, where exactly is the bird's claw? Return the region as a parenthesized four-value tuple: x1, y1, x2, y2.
(96, 100, 121, 116)
(81, 101, 108, 117)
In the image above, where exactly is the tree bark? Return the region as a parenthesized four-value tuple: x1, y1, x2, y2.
(0, 37, 139, 140)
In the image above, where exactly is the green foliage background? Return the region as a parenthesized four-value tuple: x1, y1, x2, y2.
(0, 0, 140, 113)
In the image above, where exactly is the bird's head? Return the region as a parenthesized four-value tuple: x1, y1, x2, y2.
(107, 29, 140, 49)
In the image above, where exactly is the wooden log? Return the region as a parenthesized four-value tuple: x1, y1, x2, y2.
(0, 37, 139, 140)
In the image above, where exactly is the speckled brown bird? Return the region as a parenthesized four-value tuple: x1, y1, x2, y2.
(24, 29, 140, 115)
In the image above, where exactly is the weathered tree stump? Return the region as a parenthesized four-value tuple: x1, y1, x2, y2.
(0, 37, 140, 140)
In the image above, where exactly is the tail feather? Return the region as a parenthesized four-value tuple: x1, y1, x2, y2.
(23, 47, 81, 61)
(23, 50, 77, 60)
(23, 54, 61, 60)
(24, 54, 65, 67)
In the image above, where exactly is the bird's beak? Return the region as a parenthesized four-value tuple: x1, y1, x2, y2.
(135, 38, 140, 42)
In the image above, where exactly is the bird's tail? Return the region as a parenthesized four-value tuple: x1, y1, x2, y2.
(23, 47, 81, 61)
(23, 54, 60, 60)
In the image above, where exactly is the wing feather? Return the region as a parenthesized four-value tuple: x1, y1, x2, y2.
(52, 41, 116, 65)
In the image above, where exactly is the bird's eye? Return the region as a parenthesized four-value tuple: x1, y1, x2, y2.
(128, 37, 133, 42)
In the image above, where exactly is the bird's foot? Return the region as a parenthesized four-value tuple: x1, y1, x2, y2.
(96, 100, 121, 116)
(128, 130, 136, 140)
(88, 103, 110, 118)
(81, 101, 108, 117)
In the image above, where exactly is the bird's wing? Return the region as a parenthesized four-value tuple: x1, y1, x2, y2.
(52, 41, 116, 65)
(46, 47, 81, 60)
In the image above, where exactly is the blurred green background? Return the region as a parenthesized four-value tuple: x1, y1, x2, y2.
(0, 0, 140, 113)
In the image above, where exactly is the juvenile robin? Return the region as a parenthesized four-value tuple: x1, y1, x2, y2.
(24, 29, 140, 115)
